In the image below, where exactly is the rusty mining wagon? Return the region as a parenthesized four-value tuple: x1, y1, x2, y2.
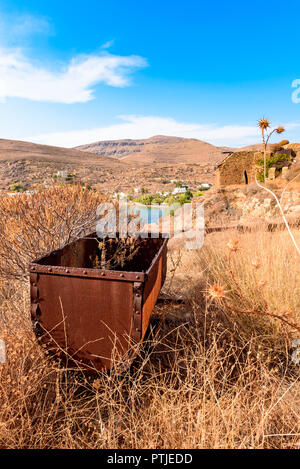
(29, 234, 168, 372)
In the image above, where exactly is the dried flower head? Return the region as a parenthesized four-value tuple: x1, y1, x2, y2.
(208, 283, 227, 300)
(258, 117, 270, 130)
(227, 239, 239, 252)
(276, 126, 285, 134)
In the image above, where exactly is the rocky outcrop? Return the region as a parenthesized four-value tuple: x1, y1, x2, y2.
(202, 186, 300, 227)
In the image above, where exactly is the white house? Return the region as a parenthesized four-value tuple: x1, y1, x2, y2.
(56, 170, 68, 178)
(172, 187, 187, 195)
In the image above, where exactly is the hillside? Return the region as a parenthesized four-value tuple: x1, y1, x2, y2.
(2, 136, 299, 195)
(0, 136, 232, 193)
(0, 138, 130, 165)
(75, 135, 231, 165)
(0, 139, 128, 191)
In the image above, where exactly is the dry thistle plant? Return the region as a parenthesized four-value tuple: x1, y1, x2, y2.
(258, 117, 285, 182)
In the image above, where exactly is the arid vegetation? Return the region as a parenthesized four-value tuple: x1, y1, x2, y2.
(0, 185, 299, 448)
(0, 185, 106, 279)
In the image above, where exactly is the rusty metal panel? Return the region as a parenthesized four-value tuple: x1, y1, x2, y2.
(30, 264, 146, 282)
(31, 273, 134, 371)
(29, 234, 168, 373)
(141, 241, 167, 338)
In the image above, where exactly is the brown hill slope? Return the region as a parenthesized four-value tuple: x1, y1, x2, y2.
(76, 135, 232, 165)
(0, 138, 127, 166)
(0, 139, 128, 191)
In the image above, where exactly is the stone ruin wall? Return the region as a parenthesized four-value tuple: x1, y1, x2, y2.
(216, 151, 260, 188)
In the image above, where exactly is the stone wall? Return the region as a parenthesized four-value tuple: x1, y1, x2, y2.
(216, 151, 260, 188)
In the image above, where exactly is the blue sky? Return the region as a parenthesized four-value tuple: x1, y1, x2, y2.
(1, 0, 300, 147)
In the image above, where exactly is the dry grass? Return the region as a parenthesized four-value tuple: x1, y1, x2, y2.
(0, 184, 107, 279)
(0, 187, 300, 448)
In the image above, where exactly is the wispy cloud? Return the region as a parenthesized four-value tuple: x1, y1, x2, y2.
(9, 14, 52, 38)
(101, 40, 115, 49)
(0, 49, 147, 103)
(30, 114, 285, 148)
(0, 12, 53, 45)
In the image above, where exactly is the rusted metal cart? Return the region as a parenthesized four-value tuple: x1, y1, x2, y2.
(29, 234, 168, 372)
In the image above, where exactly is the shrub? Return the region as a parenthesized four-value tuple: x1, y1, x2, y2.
(9, 183, 24, 193)
(151, 194, 163, 204)
(176, 190, 193, 205)
(257, 171, 265, 182)
(194, 191, 204, 197)
(137, 195, 153, 206)
(0, 185, 107, 279)
(164, 196, 178, 206)
(257, 154, 290, 168)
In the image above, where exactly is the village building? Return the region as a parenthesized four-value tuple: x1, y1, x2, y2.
(216, 151, 259, 188)
(172, 187, 187, 195)
(216, 148, 295, 188)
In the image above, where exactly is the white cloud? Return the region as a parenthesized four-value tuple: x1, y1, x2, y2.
(0, 12, 53, 44)
(0, 49, 147, 103)
(9, 14, 52, 38)
(28, 115, 271, 148)
(101, 40, 115, 49)
(30, 115, 300, 148)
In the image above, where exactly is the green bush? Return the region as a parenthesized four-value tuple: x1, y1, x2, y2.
(257, 171, 265, 182)
(185, 190, 193, 200)
(256, 153, 291, 182)
(194, 191, 204, 197)
(9, 183, 24, 193)
(152, 194, 164, 204)
(164, 196, 178, 206)
(257, 153, 290, 169)
(137, 195, 153, 206)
